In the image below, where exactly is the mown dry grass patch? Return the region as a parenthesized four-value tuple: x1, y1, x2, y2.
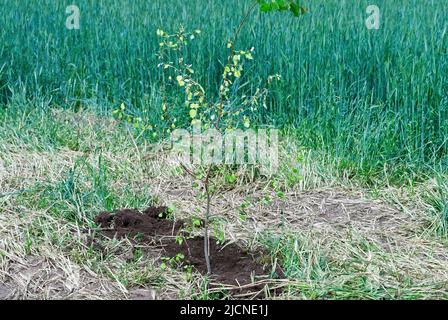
(1, 110, 447, 299)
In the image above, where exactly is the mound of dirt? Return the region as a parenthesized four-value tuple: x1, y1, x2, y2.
(95, 206, 182, 239)
(94, 207, 278, 295)
(161, 237, 270, 288)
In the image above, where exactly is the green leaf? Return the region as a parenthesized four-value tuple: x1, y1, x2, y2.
(256, 0, 305, 17)
(189, 109, 197, 119)
(260, 3, 272, 12)
(225, 174, 237, 184)
(271, 2, 280, 10)
(290, 3, 300, 16)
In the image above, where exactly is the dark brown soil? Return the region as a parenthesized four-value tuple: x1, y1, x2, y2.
(94, 207, 279, 295)
(161, 238, 270, 287)
(95, 206, 182, 239)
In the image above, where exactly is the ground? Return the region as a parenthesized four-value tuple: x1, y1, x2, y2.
(0, 108, 447, 300)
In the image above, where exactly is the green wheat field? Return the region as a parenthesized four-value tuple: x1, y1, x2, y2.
(0, 0, 447, 300)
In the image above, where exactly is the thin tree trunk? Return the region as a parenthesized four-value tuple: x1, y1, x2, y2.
(204, 190, 212, 275)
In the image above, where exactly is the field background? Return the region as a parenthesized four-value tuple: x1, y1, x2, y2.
(1, 0, 447, 182)
(1, 0, 448, 300)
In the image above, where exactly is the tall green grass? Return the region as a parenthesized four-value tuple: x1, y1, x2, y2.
(0, 0, 447, 180)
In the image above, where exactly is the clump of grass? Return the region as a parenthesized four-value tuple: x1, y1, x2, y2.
(16, 156, 153, 225)
(421, 176, 448, 237)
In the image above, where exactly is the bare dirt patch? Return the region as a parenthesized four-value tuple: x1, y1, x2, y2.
(129, 287, 157, 300)
(1, 256, 126, 300)
(264, 190, 410, 233)
(94, 207, 279, 295)
(0, 283, 13, 299)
